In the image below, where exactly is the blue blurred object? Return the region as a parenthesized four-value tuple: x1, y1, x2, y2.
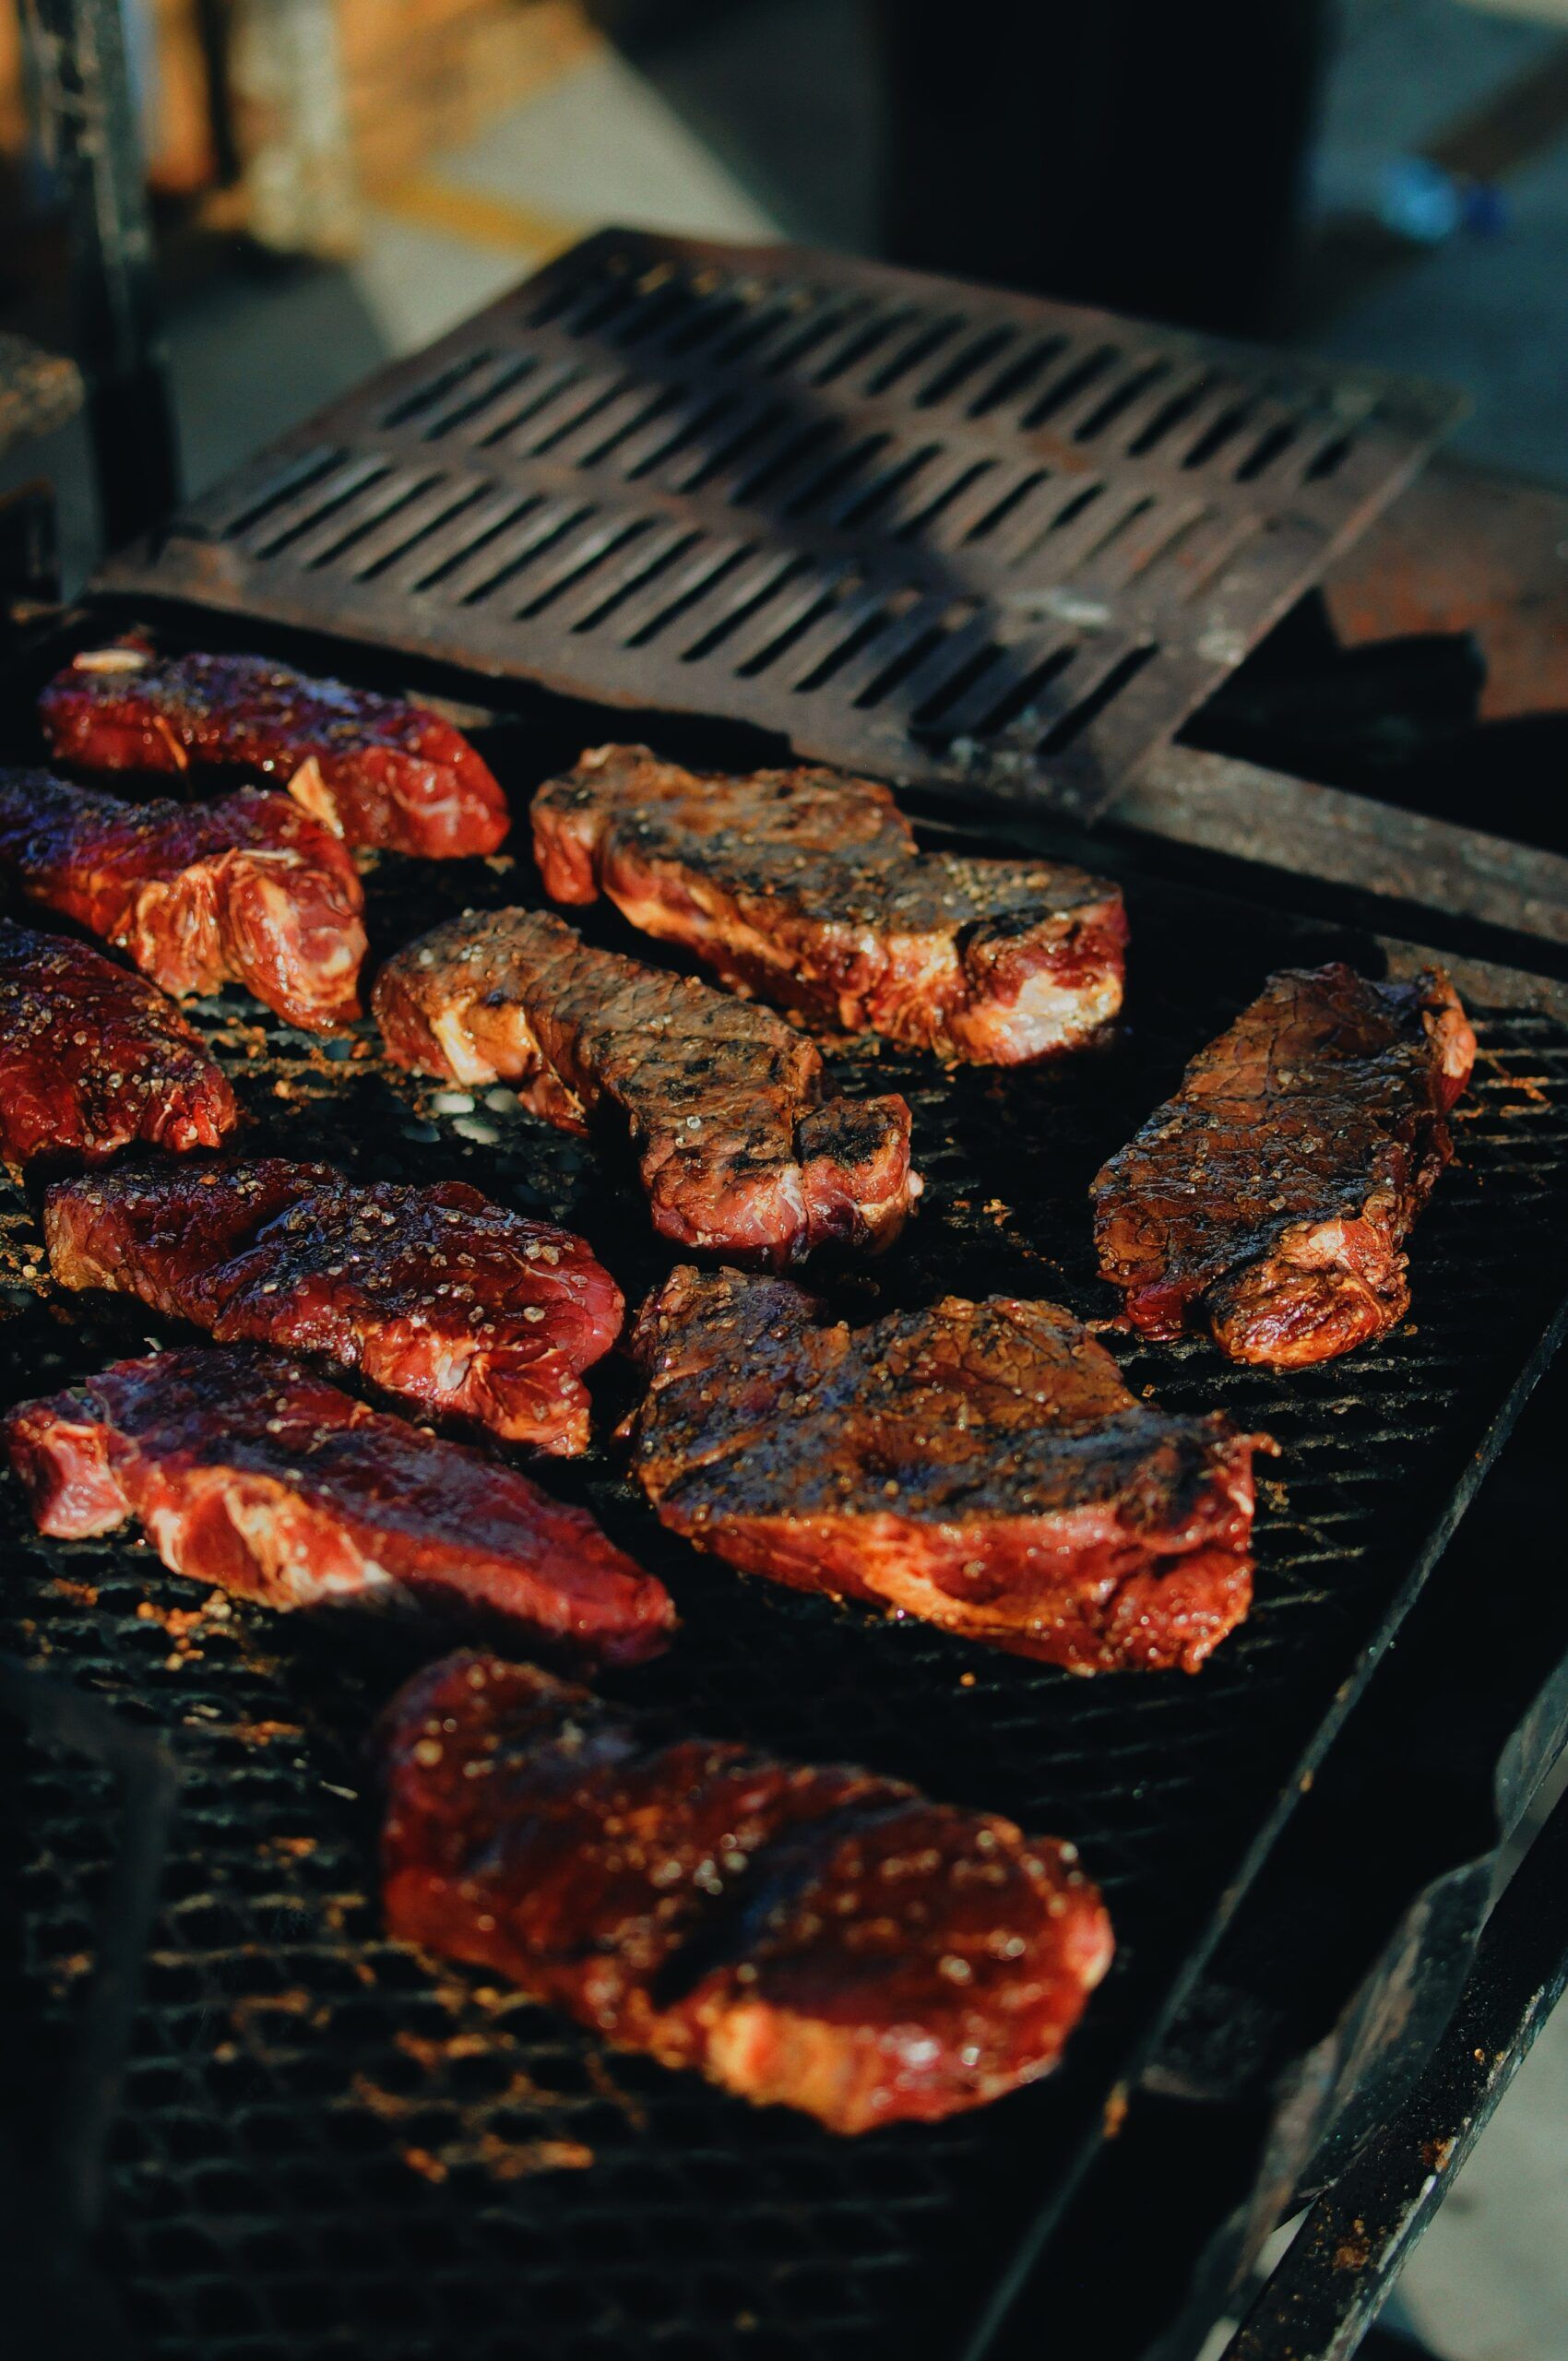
(1316, 148, 1509, 243)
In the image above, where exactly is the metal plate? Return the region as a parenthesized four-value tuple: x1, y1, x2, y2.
(94, 229, 1460, 818)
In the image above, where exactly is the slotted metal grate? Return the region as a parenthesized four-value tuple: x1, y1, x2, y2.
(95, 229, 1459, 818)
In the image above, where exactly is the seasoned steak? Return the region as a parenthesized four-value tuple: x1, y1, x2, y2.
(0, 920, 238, 1165)
(1091, 964, 1476, 1367)
(41, 644, 509, 858)
(5, 1346, 673, 1666)
(374, 908, 919, 1266)
(532, 742, 1126, 1062)
(380, 1649, 1112, 2132)
(44, 1160, 623, 1453)
(627, 1267, 1264, 1673)
(0, 771, 366, 1029)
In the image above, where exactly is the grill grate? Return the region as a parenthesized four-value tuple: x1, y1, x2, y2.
(4, 732, 1567, 2361)
(95, 230, 1459, 819)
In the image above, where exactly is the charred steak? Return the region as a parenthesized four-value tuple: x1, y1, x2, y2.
(1092, 963, 1477, 1367)
(532, 742, 1126, 1062)
(41, 644, 509, 858)
(374, 908, 919, 1265)
(0, 920, 238, 1165)
(0, 771, 366, 1029)
(5, 1345, 673, 1665)
(380, 1649, 1112, 2132)
(627, 1267, 1264, 1673)
(44, 1160, 623, 1453)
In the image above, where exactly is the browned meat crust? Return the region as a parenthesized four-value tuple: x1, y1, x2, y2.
(4, 1345, 673, 1666)
(373, 908, 919, 1266)
(626, 1267, 1264, 1673)
(1091, 963, 1477, 1367)
(379, 1649, 1113, 2132)
(0, 920, 239, 1164)
(43, 1160, 624, 1453)
(531, 743, 1126, 1062)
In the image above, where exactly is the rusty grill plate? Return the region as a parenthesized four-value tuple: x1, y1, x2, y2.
(95, 230, 1459, 818)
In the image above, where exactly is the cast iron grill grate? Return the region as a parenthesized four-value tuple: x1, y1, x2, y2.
(4, 778, 1567, 2361)
(94, 229, 1459, 819)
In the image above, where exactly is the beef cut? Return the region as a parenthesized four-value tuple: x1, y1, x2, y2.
(374, 908, 918, 1265)
(1091, 963, 1476, 1367)
(41, 644, 508, 858)
(532, 742, 1126, 1062)
(44, 1160, 622, 1453)
(5, 1345, 673, 1666)
(0, 771, 366, 1029)
(380, 1648, 1112, 2132)
(627, 1267, 1264, 1673)
(0, 920, 239, 1165)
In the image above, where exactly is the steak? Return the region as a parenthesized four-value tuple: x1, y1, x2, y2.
(41, 644, 509, 858)
(4, 1345, 673, 1666)
(374, 908, 919, 1265)
(0, 771, 366, 1030)
(531, 742, 1126, 1062)
(0, 920, 239, 1165)
(1091, 963, 1477, 1367)
(627, 1267, 1264, 1673)
(379, 1649, 1112, 2132)
(44, 1160, 623, 1453)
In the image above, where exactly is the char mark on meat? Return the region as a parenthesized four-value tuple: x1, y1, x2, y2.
(627, 1267, 1265, 1673)
(4, 1345, 673, 1665)
(0, 920, 238, 1165)
(44, 1159, 623, 1453)
(373, 908, 919, 1267)
(532, 742, 1126, 1063)
(41, 643, 509, 858)
(379, 1649, 1112, 2132)
(1091, 963, 1477, 1368)
(0, 770, 366, 1030)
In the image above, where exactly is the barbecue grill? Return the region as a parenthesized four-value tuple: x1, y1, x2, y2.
(6, 232, 1568, 2361)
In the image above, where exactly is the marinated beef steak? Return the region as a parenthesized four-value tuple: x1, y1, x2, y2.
(1092, 964, 1476, 1368)
(0, 921, 239, 1165)
(44, 1160, 623, 1453)
(0, 772, 366, 1029)
(374, 908, 918, 1266)
(5, 1346, 672, 1665)
(532, 743, 1126, 1062)
(42, 644, 509, 858)
(628, 1268, 1263, 1672)
(380, 1650, 1112, 2132)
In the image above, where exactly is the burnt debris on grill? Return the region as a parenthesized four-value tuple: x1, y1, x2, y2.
(1092, 963, 1477, 1368)
(378, 1649, 1113, 2133)
(531, 742, 1127, 1063)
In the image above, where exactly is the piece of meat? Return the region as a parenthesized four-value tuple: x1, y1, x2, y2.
(41, 643, 509, 858)
(531, 743, 1126, 1063)
(1091, 963, 1477, 1368)
(379, 1648, 1112, 2132)
(4, 1345, 673, 1665)
(627, 1267, 1264, 1673)
(0, 919, 239, 1165)
(374, 908, 919, 1266)
(0, 770, 366, 1030)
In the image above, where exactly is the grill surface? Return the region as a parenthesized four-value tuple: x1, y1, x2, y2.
(3, 627, 1567, 2361)
(95, 230, 1458, 819)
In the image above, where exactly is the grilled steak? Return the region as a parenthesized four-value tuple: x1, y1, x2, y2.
(41, 644, 509, 858)
(374, 908, 918, 1265)
(5, 1346, 673, 1665)
(1091, 964, 1477, 1367)
(628, 1267, 1263, 1672)
(0, 771, 366, 1029)
(44, 1160, 623, 1453)
(532, 742, 1126, 1062)
(0, 920, 239, 1165)
(379, 1649, 1112, 2132)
